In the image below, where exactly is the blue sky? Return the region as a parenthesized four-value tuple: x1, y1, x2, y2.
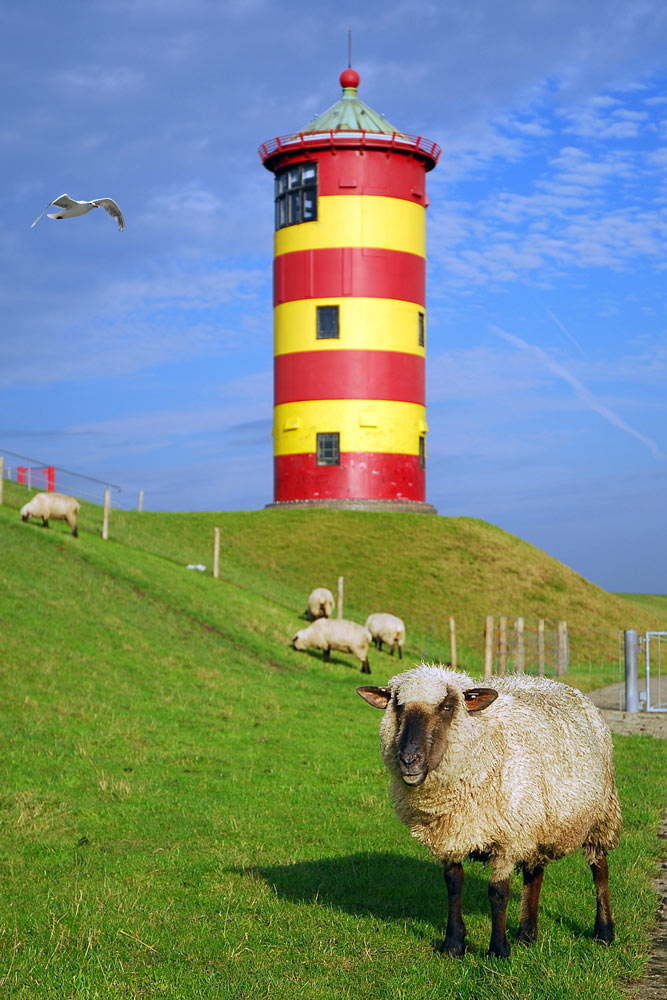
(2, 0, 666, 593)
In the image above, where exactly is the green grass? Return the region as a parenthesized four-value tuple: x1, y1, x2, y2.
(1, 484, 665, 999)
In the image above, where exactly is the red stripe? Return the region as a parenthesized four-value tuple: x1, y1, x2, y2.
(274, 350, 424, 405)
(274, 452, 425, 502)
(315, 149, 427, 200)
(274, 248, 425, 306)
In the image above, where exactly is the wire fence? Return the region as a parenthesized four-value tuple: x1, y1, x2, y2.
(0, 448, 140, 509)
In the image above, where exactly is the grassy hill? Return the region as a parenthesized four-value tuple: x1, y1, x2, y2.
(11, 479, 666, 682)
(1, 481, 665, 999)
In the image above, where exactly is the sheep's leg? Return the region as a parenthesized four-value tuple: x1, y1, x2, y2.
(440, 862, 466, 957)
(322, 647, 331, 662)
(488, 877, 511, 957)
(591, 853, 614, 943)
(360, 657, 371, 674)
(42, 517, 49, 528)
(517, 865, 544, 944)
(398, 645, 403, 660)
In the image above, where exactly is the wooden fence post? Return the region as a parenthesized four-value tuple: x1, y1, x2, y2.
(498, 616, 507, 676)
(337, 576, 344, 619)
(449, 616, 457, 669)
(138, 490, 144, 512)
(213, 527, 220, 579)
(557, 621, 569, 676)
(537, 620, 545, 676)
(484, 615, 494, 678)
(102, 489, 110, 540)
(0, 456, 3, 505)
(515, 617, 525, 673)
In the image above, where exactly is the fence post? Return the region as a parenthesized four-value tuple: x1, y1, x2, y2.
(138, 490, 144, 512)
(449, 616, 457, 669)
(515, 617, 525, 673)
(484, 615, 494, 678)
(537, 620, 545, 676)
(337, 576, 344, 619)
(0, 456, 3, 505)
(556, 621, 569, 676)
(213, 527, 220, 580)
(102, 489, 110, 540)
(498, 616, 507, 676)
(624, 629, 640, 713)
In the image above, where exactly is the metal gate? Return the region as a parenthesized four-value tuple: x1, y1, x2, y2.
(645, 631, 667, 712)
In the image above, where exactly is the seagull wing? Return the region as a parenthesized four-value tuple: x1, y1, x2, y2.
(30, 192, 75, 228)
(92, 197, 125, 232)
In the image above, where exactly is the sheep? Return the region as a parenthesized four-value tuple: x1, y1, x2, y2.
(292, 618, 372, 673)
(305, 587, 335, 621)
(20, 492, 80, 537)
(365, 612, 405, 659)
(357, 665, 622, 958)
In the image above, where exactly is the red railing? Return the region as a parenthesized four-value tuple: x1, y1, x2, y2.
(259, 129, 441, 165)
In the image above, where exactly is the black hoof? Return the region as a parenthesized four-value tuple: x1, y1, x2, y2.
(439, 937, 466, 958)
(594, 920, 615, 944)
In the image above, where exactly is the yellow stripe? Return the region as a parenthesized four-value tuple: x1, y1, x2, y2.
(275, 195, 425, 257)
(273, 399, 426, 456)
(274, 298, 426, 356)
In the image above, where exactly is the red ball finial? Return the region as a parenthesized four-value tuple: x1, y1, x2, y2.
(340, 67, 360, 89)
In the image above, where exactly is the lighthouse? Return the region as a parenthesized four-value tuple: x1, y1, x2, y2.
(259, 66, 440, 512)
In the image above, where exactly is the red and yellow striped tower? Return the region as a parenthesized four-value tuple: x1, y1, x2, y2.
(259, 67, 440, 512)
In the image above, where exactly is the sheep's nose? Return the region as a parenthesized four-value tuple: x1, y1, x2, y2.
(398, 744, 424, 771)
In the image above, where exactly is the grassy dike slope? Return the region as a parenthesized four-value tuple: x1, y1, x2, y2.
(0, 483, 665, 1000)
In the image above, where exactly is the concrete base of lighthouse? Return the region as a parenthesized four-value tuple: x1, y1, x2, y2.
(265, 498, 437, 514)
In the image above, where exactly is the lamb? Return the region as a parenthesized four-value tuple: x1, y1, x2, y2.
(292, 618, 372, 673)
(305, 587, 335, 621)
(20, 492, 80, 537)
(357, 665, 622, 958)
(365, 612, 405, 659)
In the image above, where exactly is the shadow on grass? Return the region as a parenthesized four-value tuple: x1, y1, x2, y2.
(239, 852, 491, 946)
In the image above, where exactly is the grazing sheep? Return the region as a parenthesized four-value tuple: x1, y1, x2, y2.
(357, 665, 622, 958)
(20, 492, 80, 537)
(292, 618, 372, 673)
(365, 612, 405, 659)
(305, 587, 335, 621)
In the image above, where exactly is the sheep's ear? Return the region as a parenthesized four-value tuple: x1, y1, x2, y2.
(463, 688, 498, 713)
(357, 686, 392, 709)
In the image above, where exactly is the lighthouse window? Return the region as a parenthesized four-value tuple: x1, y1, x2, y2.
(316, 305, 339, 339)
(419, 435, 426, 469)
(275, 162, 318, 229)
(418, 312, 425, 347)
(316, 432, 340, 466)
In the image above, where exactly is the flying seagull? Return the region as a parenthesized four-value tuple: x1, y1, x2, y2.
(31, 193, 125, 231)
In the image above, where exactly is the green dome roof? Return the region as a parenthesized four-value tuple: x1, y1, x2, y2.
(300, 68, 406, 137)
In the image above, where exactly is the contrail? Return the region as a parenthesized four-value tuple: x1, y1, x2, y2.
(545, 309, 588, 359)
(491, 324, 664, 460)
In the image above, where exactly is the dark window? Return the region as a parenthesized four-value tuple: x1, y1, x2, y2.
(317, 432, 340, 466)
(419, 435, 426, 469)
(418, 312, 425, 347)
(317, 305, 339, 339)
(275, 162, 318, 229)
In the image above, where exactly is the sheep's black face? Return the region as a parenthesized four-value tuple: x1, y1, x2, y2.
(357, 683, 499, 786)
(393, 696, 456, 785)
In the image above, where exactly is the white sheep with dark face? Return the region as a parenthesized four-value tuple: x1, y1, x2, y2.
(293, 618, 372, 673)
(358, 665, 622, 958)
(20, 492, 80, 537)
(365, 613, 405, 658)
(305, 587, 335, 621)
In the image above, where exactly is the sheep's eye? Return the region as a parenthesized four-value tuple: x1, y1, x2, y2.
(438, 698, 455, 714)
